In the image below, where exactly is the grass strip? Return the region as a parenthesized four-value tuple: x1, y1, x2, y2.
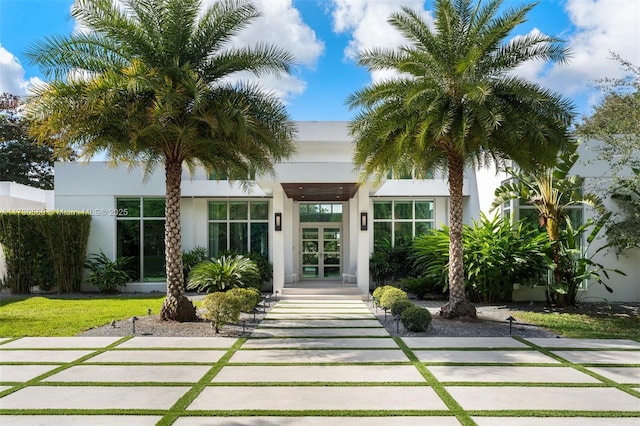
(155, 337, 247, 426)
(392, 336, 476, 426)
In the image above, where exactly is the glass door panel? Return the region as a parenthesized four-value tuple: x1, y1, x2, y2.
(301, 225, 341, 280)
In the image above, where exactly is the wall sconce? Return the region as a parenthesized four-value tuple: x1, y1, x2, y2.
(360, 212, 368, 231)
(274, 212, 282, 231)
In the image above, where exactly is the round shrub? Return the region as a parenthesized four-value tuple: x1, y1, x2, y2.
(227, 287, 261, 313)
(379, 287, 408, 310)
(390, 299, 414, 317)
(372, 285, 390, 304)
(200, 292, 242, 333)
(401, 306, 432, 332)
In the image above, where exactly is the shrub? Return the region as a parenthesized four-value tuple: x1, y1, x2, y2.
(390, 299, 414, 317)
(186, 255, 260, 292)
(219, 250, 273, 290)
(0, 211, 90, 293)
(379, 287, 408, 310)
(200, 292, 242, 333)
(401, 306, 432, 332)
(400, 275, 443, 299)
(227, 287, 261, 313)
(372, 285, 394, 304)
(369, 238, 414, 287)
(84, 250, 134, 293)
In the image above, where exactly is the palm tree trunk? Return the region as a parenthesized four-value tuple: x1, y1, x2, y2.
(440, 152, 477, 319)
(160, 159, 197, 322)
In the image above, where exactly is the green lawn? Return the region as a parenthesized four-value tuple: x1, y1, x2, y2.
(0, 294, 166, 337)
(516, 310, 640, 340)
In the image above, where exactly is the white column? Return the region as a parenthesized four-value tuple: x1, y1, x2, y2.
(272, 188, 285, 295)
(357, 183, 370, 297)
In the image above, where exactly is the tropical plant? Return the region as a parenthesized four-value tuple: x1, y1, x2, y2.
(492, 142, 604, 303)
(401, 306, 432, 332)
(227, 287, 261, 313)
(220, 250, 273, 289)
(347, 0, 574, 318)
(186, 255, 260, 293)
(200, 292, 242, 333)
(552, 216, 625, 306)
(413, 215, 550, 303)
(26, 0, 296, 321)
(400, 275, 443, 300)
(84, 250, 134, 293)
(369, 238, 413, 287)
(182, 246, 209, 284)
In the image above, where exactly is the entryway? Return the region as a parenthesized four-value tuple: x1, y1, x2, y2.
(300, 225, 342, 280)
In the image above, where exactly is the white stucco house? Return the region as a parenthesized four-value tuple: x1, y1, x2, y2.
(52, 121, 640, 302)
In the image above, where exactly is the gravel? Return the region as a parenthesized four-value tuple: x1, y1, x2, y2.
(77, 298, 558, 338)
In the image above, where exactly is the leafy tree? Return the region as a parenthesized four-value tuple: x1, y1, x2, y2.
(347, 0, 574, 318)
(575, 54, 640, 254)
(0, 93, 56, 189)
(25, 0, 296, 321)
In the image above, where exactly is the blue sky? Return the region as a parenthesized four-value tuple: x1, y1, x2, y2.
(1, 0, 639, 122)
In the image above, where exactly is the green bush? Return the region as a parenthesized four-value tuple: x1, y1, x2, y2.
(379, 287, 408, 310)
(372, 285, 393, 304)
(220, 250, 273, 289)
(369, 238, 414, 287)
(227, 287, 261, 313)
(401, 306, 432, 332)
(0, 211, 90, 293)
(186, 255, 260, 292)
(200, 292, 242, 333)
(84, 250, 134, 293)
(390, 299, 414, 317)
(400, 275, 443, 299)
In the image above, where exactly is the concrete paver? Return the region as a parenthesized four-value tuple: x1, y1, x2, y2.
(585, 367, 640, 384)
(114, 336, 237, 348)
(402, 337, 528, 348)
(173, 416, 461, 425)
(250, 327, 389, 337)
(473, 417, 640, 425)
(0, 365, 60, 382)
(88, 349, 227, 363)
(446, 386, 640, 411)
(0, 337, 120, 348)
(265, 313, 375, 319)
(553, 350, 640, 364)
(188, 385, 447, 411)
(212, 365, 426, 383)
(0, 350, 93, 363)
(229, 348, 410, 363)
(428, 366, 600, 383)
(525, 338, 640, 349)
(259, 319, 381, 328)
(42, 365, 210, 383)
(0, 415, 162, 425)
(242, 337, 398, 349)
(0, 386, 190, 410)
(414, 350, 560, 364)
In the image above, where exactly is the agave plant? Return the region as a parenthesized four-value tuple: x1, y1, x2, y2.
(186, 255, 260, 293)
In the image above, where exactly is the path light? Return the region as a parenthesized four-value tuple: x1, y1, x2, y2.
(506, 316, 516, 335)
(275, 290, 279, 302)
(110, 319, 116, 328)
(242, 319, 247, 335)
(130, 316, 139, 334)
(383, 306, 389, 322)
(147, 308, 152, 316)
(394, 314, 401, 333)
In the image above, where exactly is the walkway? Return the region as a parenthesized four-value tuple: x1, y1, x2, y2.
(1, 298, 639, 425)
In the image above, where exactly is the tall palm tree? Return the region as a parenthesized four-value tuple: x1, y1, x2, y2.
(26, 0, 296, 321)
(347, 0, 574, 318)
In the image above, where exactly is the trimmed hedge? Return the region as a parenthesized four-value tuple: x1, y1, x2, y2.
(0, 211, 91, 293)
(401, 306, 432, 332)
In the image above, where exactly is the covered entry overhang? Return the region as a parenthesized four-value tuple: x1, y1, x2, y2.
(281, 182, 359, 201)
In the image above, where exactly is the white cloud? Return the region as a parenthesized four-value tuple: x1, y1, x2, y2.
(530, 0, 640, 112)
(0, 45, 44, 96)
(330, 0, 432, 82)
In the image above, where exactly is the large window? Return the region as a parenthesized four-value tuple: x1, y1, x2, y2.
(373, 200, 434, 246)
(116, 197, 165, 282)
(208, 201, 269, 258)
(299, 203, 343, 223)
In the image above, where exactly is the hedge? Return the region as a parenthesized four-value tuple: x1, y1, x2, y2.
(0, 211, 91, 293)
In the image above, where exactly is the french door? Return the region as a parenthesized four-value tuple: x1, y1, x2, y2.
(301, 226, 341, 279)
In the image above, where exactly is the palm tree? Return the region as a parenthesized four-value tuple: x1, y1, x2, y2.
(347, 0, 574, 318)
(26, 0, 296, 321)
